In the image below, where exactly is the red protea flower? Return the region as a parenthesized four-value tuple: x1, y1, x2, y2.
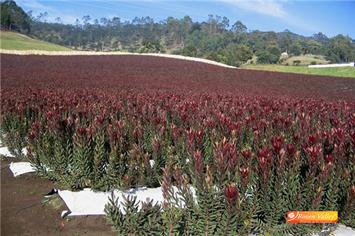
(77, 127, 87, 136)
(196, 129, 203, 144)
(305, 146, 322, 159)
(46, 111, 54, 120)
(325, 154, 333, 164)
(239, 167, 250, 179)
(272, 136, 283, 153)
(257, 148, 270, 167)
(286, 144, 296, 156)
(228, 144, 238, 172)
(330, 117, 339, 127)
(187, 129, 195, 150)
(350, 131, 355, 146)
(334, 128, 345, 143)
(194, 150, 203, 176)
(161, 164, 171, 208)
(224, 184, 238, 203)
(241, 149, 252, 160)
(308, 134, 318, 146)
(152, 136, 159, 156)
(94, 115, 105, 127)
(28, 131, 37, 141)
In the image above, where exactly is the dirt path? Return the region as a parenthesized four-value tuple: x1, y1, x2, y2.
(0, 160, 115, 236)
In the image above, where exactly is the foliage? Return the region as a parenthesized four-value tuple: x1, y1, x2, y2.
(0, 0, 30, 33)
(2, 1, 355, 64)
(1, 54, 355, 234)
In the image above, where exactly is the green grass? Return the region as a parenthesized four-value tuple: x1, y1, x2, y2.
(241, 64, 355, 78)
(0, 31, 71, 51)
(282, 54, 328, 66)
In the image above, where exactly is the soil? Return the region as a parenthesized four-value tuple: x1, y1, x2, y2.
(0, 160, 115, 236)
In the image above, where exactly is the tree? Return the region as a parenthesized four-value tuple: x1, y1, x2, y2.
(181, 45, 197, 57)
(289, 43, 302, 56)
(0, 0, 31, 32)
(279, 33, 292, 52)
(326, 35, 354, 62)
(55, 17, 62, 24)
(226, 44, 253, 66)
(36, 12, 48, 23)
(231, 20, 247, 34)
(256, 46, 281, 64)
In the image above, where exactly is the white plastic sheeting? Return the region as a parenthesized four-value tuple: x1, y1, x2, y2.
(0, 147, 14, 157)
(58, 187, 165, 216)
(311, 225, 355, 236)
(332, 225, 355, 236)
(9, 162, 36, 177)
(0, 147, 28, 157)
(308, 62, 354, 68)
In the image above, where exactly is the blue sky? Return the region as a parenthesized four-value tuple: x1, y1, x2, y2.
(16, 0, 355, 38)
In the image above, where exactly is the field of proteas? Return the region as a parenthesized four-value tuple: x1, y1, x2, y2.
(1, 54, 355, 235)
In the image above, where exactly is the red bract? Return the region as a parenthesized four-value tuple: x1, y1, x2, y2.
(257, 148, 271, 166)
(271, 136, 283, 154)
(152, 137, 159, 156)
(77, 127, 87, 136)
(308, 134, 318, 146)
(224, 184, 238, 203)
(239, 167, 250, 179)
(286, 144, 296, 156)
(194, 150, 203, 177)
(241, 149, 252, 160)
(325, 154, 333, 164)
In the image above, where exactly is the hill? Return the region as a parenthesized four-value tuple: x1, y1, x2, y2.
(0, 31, 71, 51)
(241, 64, 355, 78)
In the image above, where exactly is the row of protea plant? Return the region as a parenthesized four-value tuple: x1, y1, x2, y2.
(1, 88, 354, 234)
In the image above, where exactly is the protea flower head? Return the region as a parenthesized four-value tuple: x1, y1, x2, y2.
(286, 144, 296, 156)
(241, 149, 252, 160)
(272, 136, 283, 153)
(194, 150, 203, 176)
(77, 127, 87, 136)
(239, 167, 250, 179)
(224, 184, 238, 203)
(152, 136, 159, 155)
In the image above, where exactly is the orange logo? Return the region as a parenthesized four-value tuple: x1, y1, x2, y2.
(286, 211, 338, 224)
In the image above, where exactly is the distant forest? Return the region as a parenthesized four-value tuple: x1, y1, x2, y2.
(1, 0, 355, 66)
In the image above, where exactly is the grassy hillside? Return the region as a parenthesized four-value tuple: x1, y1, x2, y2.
(0, 31, 71, 51)
(241, 64, 355, 78)
(282, 54, 328, 66)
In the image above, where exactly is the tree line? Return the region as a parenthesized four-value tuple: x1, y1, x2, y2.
(1, 0, 355, 66)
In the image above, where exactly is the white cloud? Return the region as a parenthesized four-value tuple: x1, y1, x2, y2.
(17, 0, 52, 11)
(222, 0, 287, 18)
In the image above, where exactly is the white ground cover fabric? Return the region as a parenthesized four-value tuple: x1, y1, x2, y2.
(9, 162, 36, 177)
(58, 186, 195, 217)
(332, 225, 355, 236)
(0, 147, 28, 157)
(0, 146, 14, 157)
(58, 187, 165, 216)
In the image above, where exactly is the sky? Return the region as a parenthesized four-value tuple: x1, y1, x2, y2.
(16, 0, 355, 38)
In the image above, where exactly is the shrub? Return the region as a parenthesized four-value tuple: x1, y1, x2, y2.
(1, 89, 354, 233)
(293, 60, 301, 66)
